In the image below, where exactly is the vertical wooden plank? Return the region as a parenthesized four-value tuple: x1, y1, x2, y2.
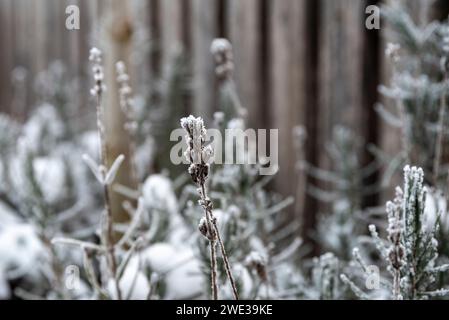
(86, 0, 101, 49)
(361, 0, 381, 208)
(147, 0, 161, 78)
(78, 0, 95, 64)
(59, 0, 70, 67)
(13, 0, 31, 116)
(300, 0, 321, 253)
(379, 0, 400, 202)
(268, 0, 307, 205)
(13, 0, 25, 68)
(318, 0, 364, 172)
(71, 0, 83, 67)
(64, 0, 81, 77)
(33, 0, 47, 74)
(191, 0, 219, 119)
(25, 0, 38, 108)
(227, 0, 262, 129)
(66, 0, 82, 116)
(102, 0, 136, 230)
(47, 0, 63, 62)
(129, 0, 153, 87)
(0, 0, 13, 113)
(159, 0, 183, 69)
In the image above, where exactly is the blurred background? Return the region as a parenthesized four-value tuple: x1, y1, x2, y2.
(1, 0, 449, 259)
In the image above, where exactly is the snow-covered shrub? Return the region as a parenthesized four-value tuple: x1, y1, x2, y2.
(378, 4, 449, 188)
(298, 126, 379, 260)
(0, 74, 102, 299)
(341, 166, 449, 299)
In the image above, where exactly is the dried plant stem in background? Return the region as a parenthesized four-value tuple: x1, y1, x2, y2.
(200, 183, 239, 300)
(116, 61, 138, 185)
(209, 241, 218, 300)
(212, 208, 239, 300)
(211, 38, 246, 120)
(181, 115, 239, 300)
(385, 189, 404, 300)
(198, 184, 218, 300)
(51, 48, 141, 300)
(90, 48, 122, 300)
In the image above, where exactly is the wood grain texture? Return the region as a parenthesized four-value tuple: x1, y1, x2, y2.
(227, 0, 262, 130)
(160, 0, 184, 69)
(318, 0, 364, 171)
(191, 0, 219, 120)
(268, 0, 307, 204)
(102, 0, 136, 230)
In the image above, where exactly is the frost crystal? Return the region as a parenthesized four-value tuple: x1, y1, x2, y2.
(181, 115, 214, 185)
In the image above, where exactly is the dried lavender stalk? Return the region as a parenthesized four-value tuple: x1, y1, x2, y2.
(385, 189, 405, 300)
(116, 61, 139, 185)
(181, 115, 239, 300)
(89, 47, 122, 300)
(210, 38, 246, 119)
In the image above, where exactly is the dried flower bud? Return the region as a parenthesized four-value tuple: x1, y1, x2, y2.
(198, 217, 217, 241)
(245, 251, 268, 282)
(198, 217, 208, 238)
(89, 47, 106, 96)
(181, 115, 214, 185)
(211, 38, 234, 79)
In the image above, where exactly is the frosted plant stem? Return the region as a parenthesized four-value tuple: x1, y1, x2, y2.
(42, 234, 69, 299)
(116, 61, 138, 186)
(209, 239, 218, 300)
(213, 221, 239, 300)
(83, 247, 108, 299)
(201, 184, 239, 300)
(103, 184, 122, 300)
(393, 269, 401, 300)
(433, 72, 447, 186)
(200, 183, 218, 300)
(95, 92, 122, 301)
(181, 115, 238, 300)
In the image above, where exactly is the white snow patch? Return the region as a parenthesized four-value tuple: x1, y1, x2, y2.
(108, 256, 150, 300)
(0, 223, 45, 279)
(142, 243, 204, 299)
(33, 156, 66, 204)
